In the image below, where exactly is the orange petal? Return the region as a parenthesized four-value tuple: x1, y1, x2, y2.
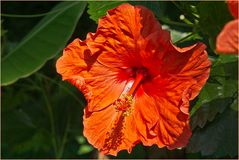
(83, 105, 138, 156)
(134, 85, 191, 148)
(161, 43, 211, 101)
(56, 39, 127, 111)
(172, 43, 211, 100)
(133, 43, 210, 148)
(86, 3, 170, 70)
(216, 19, 239, 54)
(56, 38, 90, 80)
(227, 0, 238, 19)
(167, 123, 192, 149)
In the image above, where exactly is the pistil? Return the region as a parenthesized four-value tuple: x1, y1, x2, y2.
(127, 70, 144, 96)
(114, 69, 146, 116)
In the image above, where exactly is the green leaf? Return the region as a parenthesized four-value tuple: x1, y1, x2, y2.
(12, 129, 51, 154)
(188, 54, 238, 158)
(87, 1, 125, 23)
(2, 87, 30, 112)
(196, 1, 233, 50)
(1, 1, 87, 86)
(1, 20, 7, 37)
(190, 97, 234, 130)
(187, 108, 238, 158)
(178, 1, 200, 17)
(77, 144, 94, 156)
(2, 110, 36, 153)
(190, 55, 238, 117)
(129, 1, 166, 19)
(76, 136, 87, 145)
(76, 136, 93, 156)
(2, 73, 86, 158)
(230, 97, 238, 111)
(162, 25, 191, 43)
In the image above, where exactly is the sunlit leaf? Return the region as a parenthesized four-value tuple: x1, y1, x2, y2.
(87, 1, 125, 23)
(87, 1, 166, 24)
(77, 144, 94, 156)
(1, 1, 87, 86)
(162, 25, 190, 43)
(129, 1, 166, 19)
(76, 136, 87, 144)
(178, 1, 200, 19)
(230, 97, 238, 111)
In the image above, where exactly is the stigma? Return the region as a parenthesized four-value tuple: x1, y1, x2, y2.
(114, 69, 146, 116)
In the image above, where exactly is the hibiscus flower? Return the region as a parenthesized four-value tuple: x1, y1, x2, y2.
(216, 0, 239, 54)
(56, 3, 211, 156)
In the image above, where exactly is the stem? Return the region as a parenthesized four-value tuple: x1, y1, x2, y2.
(158, 17, 193, 28)
(57, 116, 71, 158)
(208, 55, 217, 62)
(171, 1, 200, 20)
(38, 75, 58, 157)
(180, 15, 194, 25)
(42, 91, 58, 157)
(36, 73, 84, 106)
(174, 32, 195, 44)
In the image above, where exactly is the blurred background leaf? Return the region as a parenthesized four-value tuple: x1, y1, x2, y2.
(1, 1, 86, 86)
(196, 1, 233, 51)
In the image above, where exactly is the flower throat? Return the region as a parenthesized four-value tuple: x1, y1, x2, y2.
(114, 69, 146, 116)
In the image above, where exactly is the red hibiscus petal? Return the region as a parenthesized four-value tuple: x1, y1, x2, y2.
(216, 19, 239, 54)
(227, 0, 238, 19)
(83, 105, 138, 156)
(133, 42, 210, 148)
(170, 43, 211, 100)
(56, 39, 127, 111)
(86, 3, 170, 70)
(134, 85, 191, 148)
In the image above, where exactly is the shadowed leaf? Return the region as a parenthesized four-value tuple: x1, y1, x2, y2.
(196, 1, 233, 50)
(187, 108, 238, 158)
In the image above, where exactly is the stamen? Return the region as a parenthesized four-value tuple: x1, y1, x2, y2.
(114, 70, 146, 116)
(114, 95, 133, 112)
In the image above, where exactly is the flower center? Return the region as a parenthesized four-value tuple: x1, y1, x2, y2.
(114, 68, 147, 116)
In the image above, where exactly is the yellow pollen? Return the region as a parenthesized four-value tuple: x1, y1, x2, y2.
(114, 70, 146, 116)
(114, 94, 133, 116)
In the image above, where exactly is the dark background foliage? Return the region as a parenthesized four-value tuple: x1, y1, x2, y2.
(1, 1, 238, 159)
